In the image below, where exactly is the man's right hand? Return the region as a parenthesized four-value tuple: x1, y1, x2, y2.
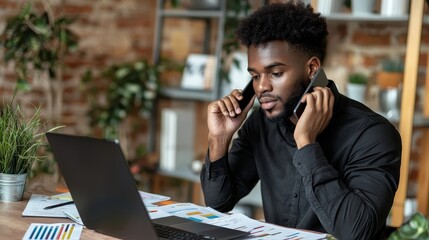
(207, 89, 256, 161)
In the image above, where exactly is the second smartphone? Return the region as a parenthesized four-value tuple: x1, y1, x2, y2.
(293, 68, 329, 120)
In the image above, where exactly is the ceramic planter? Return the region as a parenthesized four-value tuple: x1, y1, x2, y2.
(347, 83, 367, 103)
(317, 0, 342, 15)
(380, 0, 409, 16)
(351, 0, 375, 15)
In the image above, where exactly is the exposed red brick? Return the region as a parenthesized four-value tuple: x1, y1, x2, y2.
(363, 55, 384, 67)
(352, 30, 390, 46)
(419, 53, 428, 67)
(117, 15, 150, 28)
(397, 32, 408, 45)
(62, 4, 93, 15)
(0, 1, 19, 9)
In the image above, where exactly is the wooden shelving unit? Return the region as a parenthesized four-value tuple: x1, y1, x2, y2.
(311, 0, 429, 226)
(391, 0, 427, 227)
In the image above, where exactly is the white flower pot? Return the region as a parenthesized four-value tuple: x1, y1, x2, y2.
(317, 0, 343, 15)
(380, 0, 409, 17)
(352, 0, 375, 16)
(347, 83, 367, 103)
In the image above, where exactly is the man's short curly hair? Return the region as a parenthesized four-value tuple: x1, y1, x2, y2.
(236, 1, 328, 62)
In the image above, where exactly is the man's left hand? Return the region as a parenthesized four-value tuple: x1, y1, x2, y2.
(294, 86, 334, 149)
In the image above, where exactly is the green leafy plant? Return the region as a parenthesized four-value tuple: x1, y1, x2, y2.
(82, 59, 179, 139)
(381, 59, 404, 73)
(388, 212, 429, 240)
(348, 73, 368, 85)
(0, 1, 78, 125)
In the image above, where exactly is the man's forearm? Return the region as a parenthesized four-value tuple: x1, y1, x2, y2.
(208, 134, 232, 161)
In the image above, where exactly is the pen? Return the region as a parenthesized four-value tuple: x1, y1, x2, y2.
(43, 201, 74, 210)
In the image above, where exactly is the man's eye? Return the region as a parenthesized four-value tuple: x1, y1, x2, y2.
(250, 75, 259, 80)
(271, 72, 283, 78)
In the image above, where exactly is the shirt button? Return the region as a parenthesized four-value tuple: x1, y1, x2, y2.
(294, 193, 298, 198)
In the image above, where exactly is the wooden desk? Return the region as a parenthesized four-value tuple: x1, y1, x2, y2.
(0, 191, 118, 240)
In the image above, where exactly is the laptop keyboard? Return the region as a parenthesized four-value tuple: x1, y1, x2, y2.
(153, 223, 215, 240)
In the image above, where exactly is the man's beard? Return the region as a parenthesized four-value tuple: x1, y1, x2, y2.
(265, 81, 308, 123)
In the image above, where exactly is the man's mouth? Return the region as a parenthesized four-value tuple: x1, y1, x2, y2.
(259, 97, 278, 110)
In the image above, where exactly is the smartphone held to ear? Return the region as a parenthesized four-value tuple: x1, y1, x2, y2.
(293, 68, 329, 121)
(238, 80, 255, 110)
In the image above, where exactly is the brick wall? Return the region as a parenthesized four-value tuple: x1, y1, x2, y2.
(0, 0, 156, 159)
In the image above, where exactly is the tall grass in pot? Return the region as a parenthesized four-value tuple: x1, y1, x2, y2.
(0, 94, 58, 201)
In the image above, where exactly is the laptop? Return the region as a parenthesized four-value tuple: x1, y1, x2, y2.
(46, 132, 249, 240)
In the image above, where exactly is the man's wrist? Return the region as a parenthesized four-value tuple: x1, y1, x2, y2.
(208, 134, 231, 161)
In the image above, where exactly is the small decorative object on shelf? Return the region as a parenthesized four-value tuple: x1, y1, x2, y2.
(376, 59, 404, 89)
(316, 0, 343, 15)
(347, 73, 368, 103)
(181, 54, 216, 90)
(376, 59, 403, 118)
(351, 0, 375, 16)
(380, 0, 410, 17)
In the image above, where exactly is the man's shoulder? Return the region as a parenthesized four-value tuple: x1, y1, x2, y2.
(337, 95, 392, 125)
(331, 95, 400, 140)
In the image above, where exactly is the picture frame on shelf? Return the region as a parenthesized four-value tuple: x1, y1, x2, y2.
(222, 52, 251, 96)
(181, 54, 216, 90)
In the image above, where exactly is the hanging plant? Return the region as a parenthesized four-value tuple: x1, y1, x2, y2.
(82, 59, 180, 139)
(0, 1, 78, 125)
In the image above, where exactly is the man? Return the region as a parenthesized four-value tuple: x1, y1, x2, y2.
(200, 2, 401, 239)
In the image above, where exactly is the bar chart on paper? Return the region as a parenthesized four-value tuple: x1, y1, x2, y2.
(22, 223, 83, 240)
(205, 213, 328, 240)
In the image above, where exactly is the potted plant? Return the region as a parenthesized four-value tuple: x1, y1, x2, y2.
(0, 2, 78, 186)
(376, 59, 404, 89)
(347, 73, 368, 103)
(0, 90, 61, 202)
(0, 1, 78, 127)
(82, 59, 179, 140)
(388, 212, 429, 239)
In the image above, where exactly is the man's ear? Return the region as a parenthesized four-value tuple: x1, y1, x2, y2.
(306, 57, 321, 79)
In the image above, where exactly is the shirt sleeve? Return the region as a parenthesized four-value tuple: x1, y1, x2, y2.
(200, 122, 260, 212)
(293, 122, 401, 239)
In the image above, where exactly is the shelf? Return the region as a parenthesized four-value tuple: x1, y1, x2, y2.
(380, 112, 429, 127)
(324, 13, 429, 24)
(160, 9, 223, 18)
(325, 13, 408, 22)
(160, 87, 218, 101)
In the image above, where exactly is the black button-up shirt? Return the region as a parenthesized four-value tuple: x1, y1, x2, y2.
(201, 81, 401, 239)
